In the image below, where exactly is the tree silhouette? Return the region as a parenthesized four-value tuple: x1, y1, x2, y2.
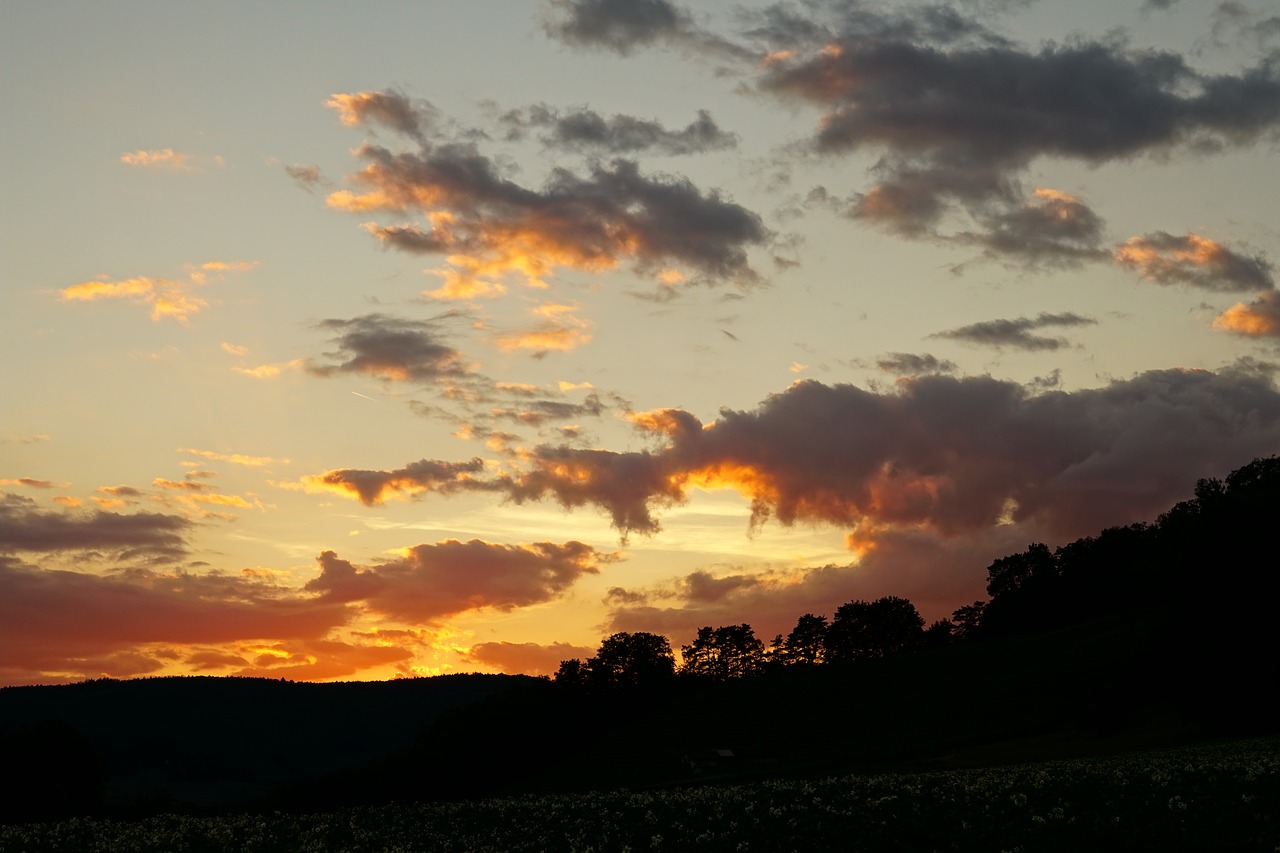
(986, 542, 1057, 599)
(924, 619, 955, 647)
(780, 613, 828, 665)
(825, 596, 925, 662)
(585, 632, 675, 689)
(553, 657, 587, 688)
(951, 600, 987, 642)
(680, 624, 765, 680)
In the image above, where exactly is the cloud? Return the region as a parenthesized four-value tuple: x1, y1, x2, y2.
(0, 478, 57, 489)
(119, 148, 192, 169)
(151, 477, 262, 515)
(177, 448, 282, 467)
(543, 0, 690, 54)
(59, 276, 204, 323)
(300, 457, 495, 505)
(963, 189, 1109, 266)
(308, 314, 470, 383)
(751, 7, 1280, 256)
(932, 311, 1096, 351)
(0, 557, 352, 684)
(875, 352, 957, 375)
(494, 302, 594, 355)
(305, 539, 611, 622)
(59, 262, 255, 323)
(1115, 232, 1274, 292)
(233, 359, 306, 379)
(0, 493, 191, 560)
(1214, 290, 1280, 338)
(328, 130, 768, 293)
(459, 368, 1280, 544)
(464, 640, 594, 675)
(502, 105, 737, 155)
(326, 90, 434, 140)
(2, 433, 50, 445)
(284, 163, 327, 192)
(226, 638, 413, 680)
(98, 485, 143, 498)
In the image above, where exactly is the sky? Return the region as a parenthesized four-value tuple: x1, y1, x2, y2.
(2, 0, 1279, 686)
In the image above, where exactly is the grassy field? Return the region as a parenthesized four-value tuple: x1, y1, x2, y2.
(3, 735, 1276, 852)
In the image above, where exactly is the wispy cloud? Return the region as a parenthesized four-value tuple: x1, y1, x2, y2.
(58, 261, 256, 324)
(177, 448, 283, 468)
(499, 105, 737, 156)
(119, 148, 192, 169)
(932, 312, 1097, 351)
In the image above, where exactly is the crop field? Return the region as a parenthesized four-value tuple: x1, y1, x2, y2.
(2, 737, 1276, 852)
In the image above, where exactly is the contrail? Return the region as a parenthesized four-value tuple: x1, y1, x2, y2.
(351, 391, 379, 402)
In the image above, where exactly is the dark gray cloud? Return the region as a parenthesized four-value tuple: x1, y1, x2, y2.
(932, 311, 1097, 351)
(0, 493, 191, 560)
(502, 105, 738, 155)
(964, 189, 1110, 267)
(1115, 231, 1275, 292)
(542, 0, 750, 59)
(492, 367, 1280, 541)
(750, 6, 1280, 255)
(876, 352, 958, 375)
(484, 393, 608, 426)
(306, 539, 609, 621)
(544, 0, 687, 54)
(302, 457, 496, 506)
(308, 314, 469, 383)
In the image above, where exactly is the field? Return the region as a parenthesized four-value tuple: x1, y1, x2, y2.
(3, 737, 1276, 852)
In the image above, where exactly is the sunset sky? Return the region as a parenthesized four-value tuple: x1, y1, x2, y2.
(3, 0, 1279, 686)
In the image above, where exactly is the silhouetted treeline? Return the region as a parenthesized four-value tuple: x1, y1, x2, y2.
(554, 456, 1280, 725)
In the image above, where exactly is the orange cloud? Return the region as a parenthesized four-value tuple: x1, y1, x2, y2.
(178, 448, 283, 467)
(0, 561, 353, 685)
(59, 262, 254, 323)
(0, 478, 57, 489)
(494, 303, 593, 354)
(325, 131, 766, 296)
(1115, 232, 1273, 292)
(119, 148, 191, 169)
(1213, 291, 1280, 337)
(233, 359, 305, 379)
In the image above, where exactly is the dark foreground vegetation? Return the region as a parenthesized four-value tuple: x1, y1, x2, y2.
(2, 736, 1277, 852)
(2, 456, 1278, 847)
